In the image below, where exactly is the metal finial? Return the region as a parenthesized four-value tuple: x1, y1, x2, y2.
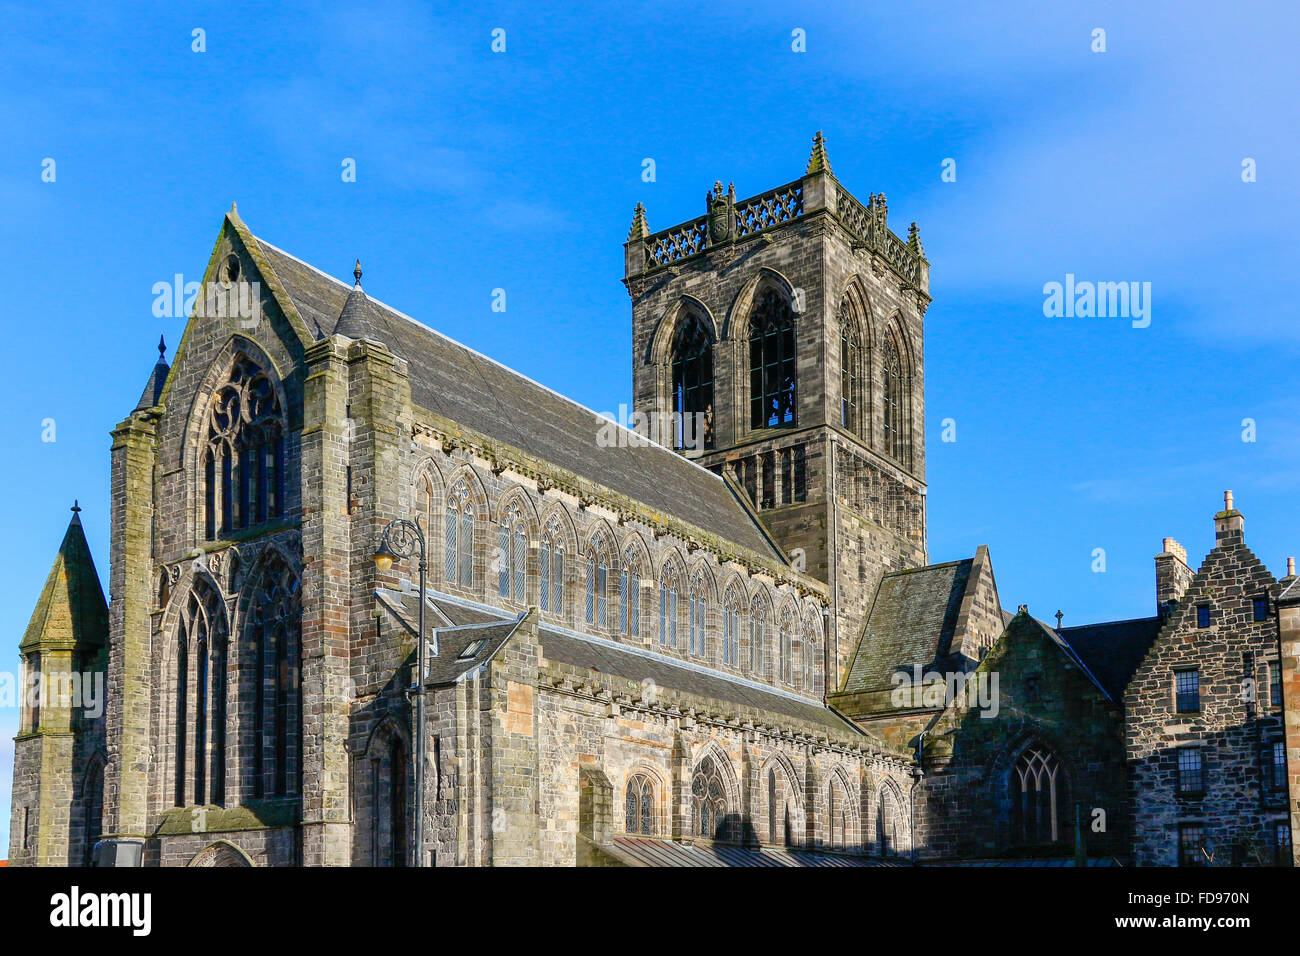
(158, 334, 167, 361)
(71, 500, 81, 514)
(1055, 610, 1063, 630)
(353, 260, 363, 285)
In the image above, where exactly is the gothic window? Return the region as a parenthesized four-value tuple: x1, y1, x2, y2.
(804, 623, 821, 695)
(688, 571, 707, 657)
(751, 606, 767, 676)
(539, 514, 565, 614)
(625, 773, 654, 835)
(585, 533, 609, 628)
(878, 788, 900, 857)
(81, 759, 104, 867)
(691, 756, 730, 841)
(722, 585, 743, 668)
(202, 354, 285, 539)
(444, 480, 474, 587)
(881, 331, 909, 466)
(779, 609, 795, 684)
(496, 500, 527, 603)
(840, 299, 863, 436)
(671, 313, 714, 450)
(791, 629, 804, 691)
(365, 725, 407, 867)
(247, 557, 301, 799)
(1011, 745, 1069, 845)
(659, 566, 680, 648)
(827, 777, 847, 850)
(620, 546, 642, 638)
(173, 578, 228, 807)
(748, 288, 797, 430)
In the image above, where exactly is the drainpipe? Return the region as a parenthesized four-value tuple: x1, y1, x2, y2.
(910, 728, 927, 864)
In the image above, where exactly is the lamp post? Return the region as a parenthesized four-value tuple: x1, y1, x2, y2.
(374, 517, 427, 868)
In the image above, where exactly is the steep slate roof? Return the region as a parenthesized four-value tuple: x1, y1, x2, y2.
(374, 587, 521, 685)
(1056, 616, 1162, 700)
(22, 509, 109, 651)
(840, 559, 974, 695)
(1279, 577, 1300, 605)
(251, 236, 782, 562)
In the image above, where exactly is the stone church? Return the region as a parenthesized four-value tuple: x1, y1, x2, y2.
(10, 134, 1299, 867)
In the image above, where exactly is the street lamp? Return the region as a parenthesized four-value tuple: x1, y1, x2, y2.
(374, 516, 427, 867)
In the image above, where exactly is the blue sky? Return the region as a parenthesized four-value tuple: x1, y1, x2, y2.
(1, 0, 1297, 852)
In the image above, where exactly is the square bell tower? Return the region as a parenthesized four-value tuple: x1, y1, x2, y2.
(622, 132, 931, 690)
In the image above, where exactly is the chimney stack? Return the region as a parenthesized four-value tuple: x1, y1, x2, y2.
(1215, 489, 1245, 543)
(1288, 557, 1296, 578)
(1156, 537, 1194, 620)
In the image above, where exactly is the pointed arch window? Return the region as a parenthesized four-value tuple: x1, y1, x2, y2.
(173, 579, 228, 807)
(767, 766, 793, 846)
(625, 773, 654, 835)
(497, 500, 527, 602)
(806, 624, 823, 696)
(671, 313, 715, 450)
(882, 331, 909, 466)
(202, 355, 284, 540)
(691, 756, 730, 841)
(366, 726, 408, 866)
(659, 567, 680, 648)
(1012, 745, 1069, 845)
(751, 606, 768, 676)
(444, 480, 474, 587)
(247, 558, 301, 799)
(81, 760, 105, 867)
(840, 299, 863, 435)
(688, 571, 707, 657)
(779, 609, 795, 684)
(539, 515, 565, 614)
(620, 546, 642, 637)
(749, 288, 798, 429)
(827, 777, 847, 850)
(878, 788, 900, 857)
(722, 586, 743, 668)
(585, 534, 609, 628)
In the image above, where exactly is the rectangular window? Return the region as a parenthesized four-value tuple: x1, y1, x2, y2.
(1270, 660, 1283, 708)
(1179, 824, 1206, 866)
(1277, 822, 1292, 866)
(1254, 596, 1270, 622)
(1175, 669, 1200, 713)
(1272, 740, 1287, 792)
(539, 542, 551, 611)
(513, 531, 526, 601)
(1177, 748, 1203, 794)
(793, 445, 807, 502)
(497, 525, 510, 597)
(1197, 605, 1211, 628)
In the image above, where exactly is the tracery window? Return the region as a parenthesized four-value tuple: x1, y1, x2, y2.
(444, 480, 474, 587)
(1011, 745, 1068, 845)
(750, 606, 768, 676)
(247, 557, 301, 799)
(691, 756, 730, 841)
(882, 331, 909, 465)
(202, 354, 284, 540)
(496, 500, 527, 602)
(722, 585, 743, 668)
(791, 629, 804, 691)
(688, 571, 707, 657)
(620, 547, 641, 637)
(585, 533, 609, 628)
(748, 288, 797, 430)
(173, 578, 228, 807)
(671, 313, 715, 450)
(625, 773, 654, 835)
(779, 609, 795, 684)
(539, 514, 565, 614)
(659, 567, 680, 647)
(806, 625, 823, 696)
(840, 299, 862, 435)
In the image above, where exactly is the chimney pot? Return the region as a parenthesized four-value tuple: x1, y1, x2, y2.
(1289, 557, 1296, 577)
(1224, 489, 1234, 511)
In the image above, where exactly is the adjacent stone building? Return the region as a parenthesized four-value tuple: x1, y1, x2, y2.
(8, 134, 1297, 866)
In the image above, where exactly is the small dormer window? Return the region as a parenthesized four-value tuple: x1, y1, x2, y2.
(458, 638, 486, 660)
